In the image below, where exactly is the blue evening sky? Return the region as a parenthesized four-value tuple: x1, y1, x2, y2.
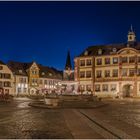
(0, 1, 140, 70)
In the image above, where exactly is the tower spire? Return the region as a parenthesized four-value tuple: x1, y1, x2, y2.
(65, 50, 72, 70)
(130, 24, 133, 32)
(127, 25, 136, 46)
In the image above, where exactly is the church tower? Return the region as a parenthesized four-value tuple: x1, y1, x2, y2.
(65, 50, 72, 70)
(127, 25, 136, 47)
(63, 50, 74, 81)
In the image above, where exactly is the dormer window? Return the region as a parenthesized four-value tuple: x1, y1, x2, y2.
(42, 72, 45, 75)
(112, 48, 117, 53)
(98, 49, 102, 55)
(84, 50, 88, 56)
(49, 73, 52, 76)
(19, 70, 22, 73)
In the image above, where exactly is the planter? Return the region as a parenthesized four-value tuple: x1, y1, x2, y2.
(44, 98, 59, 107)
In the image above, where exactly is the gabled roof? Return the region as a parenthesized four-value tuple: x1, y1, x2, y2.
(78, 42, 140, 57)
(7, 61, 29, 76)
(38, 64, 63, 79)
(7, 60, 63, 79)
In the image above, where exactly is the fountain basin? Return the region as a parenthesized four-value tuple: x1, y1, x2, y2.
(44, 97, 59, 107)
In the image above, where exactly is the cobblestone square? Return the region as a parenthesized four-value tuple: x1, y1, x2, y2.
(0, 98, 140, 139)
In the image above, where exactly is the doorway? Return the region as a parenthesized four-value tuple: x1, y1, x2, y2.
(122, 84, 133, 97)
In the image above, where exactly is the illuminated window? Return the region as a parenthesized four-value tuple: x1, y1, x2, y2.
(122, 57, 128, 63)
(105, 70, 110, 77)
(80, 85, 85, 91)
(86, 59, 92, 66)
(4, 82, 11, 87)
(112, 69, 118, 77)
(122, 69, 127, 76)
(105, 58, 110, 65)
(80, 60, 85, 66)
(86, 71, 91, 78)
(95, 85, 100, 92)
(129, 69, 135, 76)
(129, 56, 135, 63)
(102, 84, 108, 91)
(110, 84, 117, 91)
(80, 71, 85, 78)
(137, 69, 140, 76)
(98, 49, 102, 55)
(42, 72, 45, 75)
(96, 58, 102, 65)
(96, 70, 102, 78)
(32, 70, 37, 74)
(113, 57, 118, 64)
(86, 85, 91, 91)
(24, 88, 27, 93)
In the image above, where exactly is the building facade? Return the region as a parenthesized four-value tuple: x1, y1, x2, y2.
(0, 61, 14, 95)
(74, 27, 140, 97)
(8, 61, 62, 96)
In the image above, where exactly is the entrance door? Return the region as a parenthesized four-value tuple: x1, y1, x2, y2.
(122, 84, 132, 97)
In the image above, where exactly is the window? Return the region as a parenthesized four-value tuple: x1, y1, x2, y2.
(0, 66, 3, 70)
(19, 70, 22, 73)
(112, 69, 118, 77)
(80, 71, 85, 78)
(112, 48, 117, 53)
(105, 58, 110, 65)
(32, 79, 38, 85)
(129, 69, 135, 76)
(86, 71, 91, 78)
(4, 82, 11, 87)
(138, 57, 140, 63)
(137, 69, 140, 76)
(80, 85, 85, 91)
(0, 73, 2, 78)
(24, 88, 27, 93)
(84, 50, 88, 56)
(122, 57, 128, 63)
(18, 88, 21, 93)
(44, 80, 47, 84)
(113, 57, 118, 64)
(86, 85, 91, 91)
(102, 84, 108, 91)
(3, 74, 11, 79)
(95, 85, 100, 92)
(86, 59, 92, 66)
(96, 70, 102, 78)
(96, 58, 102, 65)
(24, 78, 26, 83)
(0, 81, 2, 87)
(19, 78, 23, 83)
(42, 72, 45, 75)
(32, 70, 37, 75)
(5, 89, 9, 94)
(111, 84, 117, 91)
(98, 49, 102, 55)
(122, 69, 127, 76)
(105, 70, 110, 77)
(129, 57, 135, 63)
(80, 60, 85, 66)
